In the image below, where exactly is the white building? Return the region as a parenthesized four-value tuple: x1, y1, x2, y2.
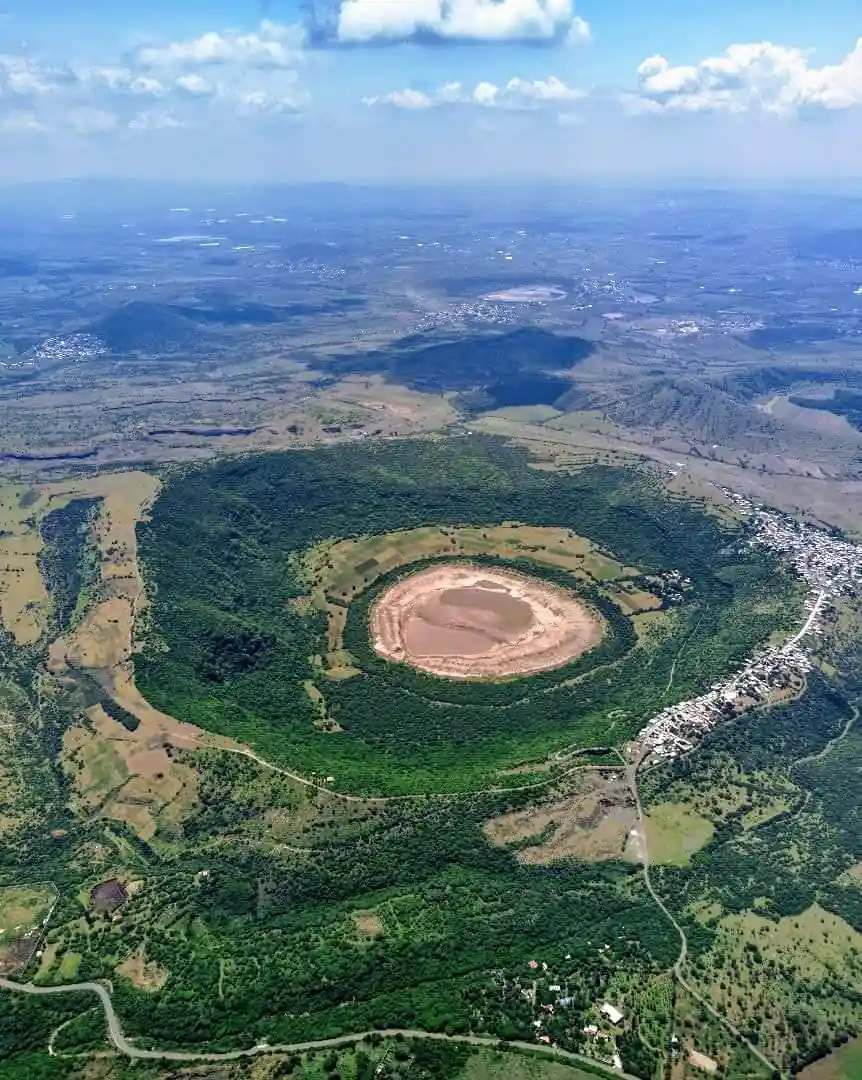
(601, 1002, 624, 1026)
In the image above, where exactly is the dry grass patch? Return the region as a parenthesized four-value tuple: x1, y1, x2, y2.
(352, 910, 384, 939)
(610, 585, 663, 614)
(0, 883, 56, 974)
(687, 1049, 718, 1075)
(41, 471, 210, 760)
(117, 947, 168, 991)
(63, 704, 198, 842)
(484, 798, 574, 847)
(47, 470, 159, 677)
(0, 471, 160, 647)
(842, 862, 862, 884)
(0, 484, 60, 643)
(484, 772, 636, 864)
(325, 376, 459, 432)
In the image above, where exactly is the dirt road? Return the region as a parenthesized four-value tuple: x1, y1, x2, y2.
(626, 755, 780, 1075)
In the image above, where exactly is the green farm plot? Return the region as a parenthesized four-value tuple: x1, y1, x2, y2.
(644, 804, 715, 866)
(0, 883, 57, 974)
(458, 1049, 601, 1080)
(136, 436, 802, 796)
(799, 1037, 862, 1080)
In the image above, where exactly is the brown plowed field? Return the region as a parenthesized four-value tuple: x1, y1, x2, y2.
(370, 564, 603, 680)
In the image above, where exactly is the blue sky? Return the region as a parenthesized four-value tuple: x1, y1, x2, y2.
(0, 0, 861, 182)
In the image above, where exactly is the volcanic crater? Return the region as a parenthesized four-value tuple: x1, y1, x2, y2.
(370, 563, 604, 680)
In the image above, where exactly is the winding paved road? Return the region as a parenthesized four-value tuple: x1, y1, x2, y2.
(0, 976, 641, 1078)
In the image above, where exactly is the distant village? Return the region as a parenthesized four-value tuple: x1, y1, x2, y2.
(5, 333, 108, 370)
(637, 489, 862, 760)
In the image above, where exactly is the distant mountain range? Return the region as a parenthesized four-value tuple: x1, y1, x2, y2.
(87, 302, 205, 354)
(318, 326, 596, 406)
(606, 375, 778, 444)
(84, 297, 366, 355)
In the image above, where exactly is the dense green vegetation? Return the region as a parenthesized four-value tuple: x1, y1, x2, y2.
(135, 436, 799, 794)
(643, 673, 862, 1074)
(4, 438, 853, 1080)
(0, 1025, 614, 1080)
(38, 498, 100, 633)
(0, 632, 77, 878)
(7, 765, 678, 1059)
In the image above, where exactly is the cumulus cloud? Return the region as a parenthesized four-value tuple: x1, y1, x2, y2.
(364, 87, 434, 109)
(135, 21, 301, 69)
(633, 37, 862, 113)
(127, 109, 184, 130)
(363, 74, 585, 109)
(0, 20, 305, 137)
(174, 73, 215, 97)
(0, 54, 76, 96)
(317, 0, 589, 45)
(81, 67, 167, 97)
(239, 89, 300, 113)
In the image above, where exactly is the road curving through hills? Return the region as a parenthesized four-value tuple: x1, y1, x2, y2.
(0, 975, 642, 1078)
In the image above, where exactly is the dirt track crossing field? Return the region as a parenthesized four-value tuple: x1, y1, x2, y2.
(370, 563, 603, 679)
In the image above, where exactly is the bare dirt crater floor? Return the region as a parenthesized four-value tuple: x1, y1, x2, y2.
(370, 563, 604, 679)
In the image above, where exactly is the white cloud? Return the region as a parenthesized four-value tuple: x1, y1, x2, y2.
(334, 0, 589, 44)
(0, 19, 306, 138)
(634, 37, 862, 114)
(566, 15, 590, 45)
(362, 88, 433, 109)
(472, 81, 498, 105)
(504, 74, 585, 102)
(128, 110, 184, 130)
(175, 73, 214, 97)
(239, 90, 300, 113)
(136, 21, 301, 69)
(0, 110, 45, 132)
(364, 74, 585, 110)
(0, 54, 74, 96)
(66, 107, 118, 134)
(81, 67, 166, 97)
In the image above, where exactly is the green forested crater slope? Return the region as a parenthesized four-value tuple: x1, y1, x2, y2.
(135, 437, 800, 794)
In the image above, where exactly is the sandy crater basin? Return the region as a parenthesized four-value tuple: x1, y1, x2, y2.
(370, 563, 603, 680)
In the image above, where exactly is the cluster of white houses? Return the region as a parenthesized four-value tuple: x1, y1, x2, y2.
(638, 635, 815, 759)
(636, 488, 862, 760)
